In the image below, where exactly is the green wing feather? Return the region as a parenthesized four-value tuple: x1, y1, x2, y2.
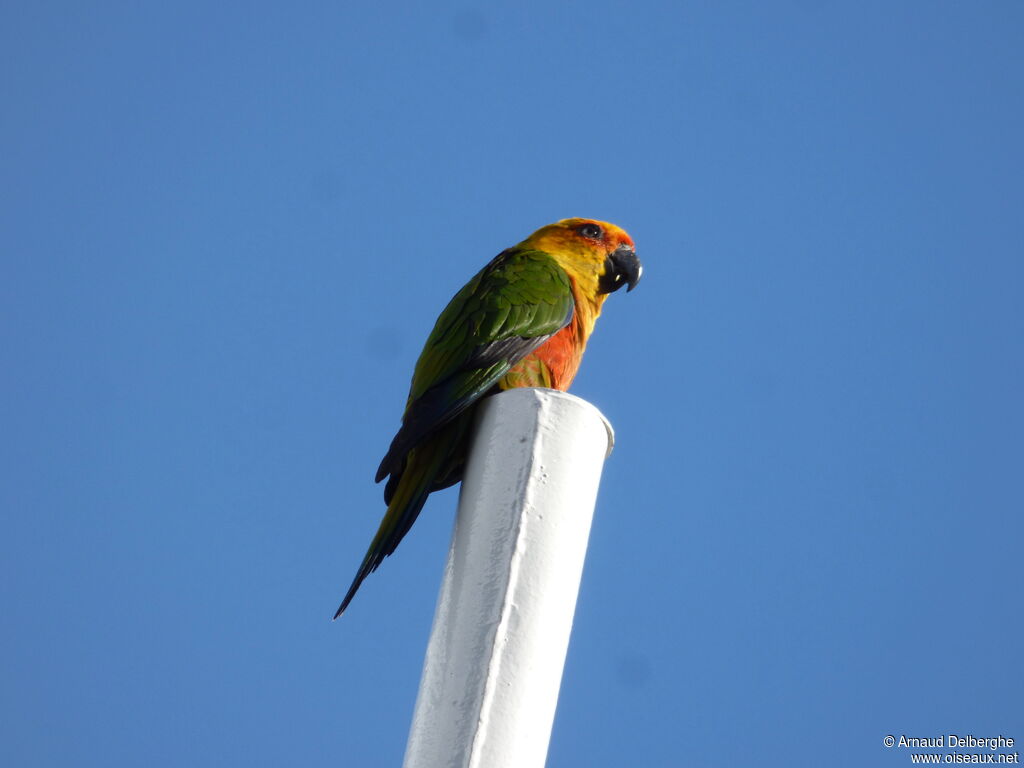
(376, 248, 575, 483)
(335, 248, 574, 617)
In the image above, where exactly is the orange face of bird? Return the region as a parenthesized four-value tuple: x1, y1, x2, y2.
(517, 218, 642, 297)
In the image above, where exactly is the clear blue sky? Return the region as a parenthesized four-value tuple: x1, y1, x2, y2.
(3, 2, 1021, 766)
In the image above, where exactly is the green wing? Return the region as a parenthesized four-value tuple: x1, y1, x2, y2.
(375, 248, 574, 483)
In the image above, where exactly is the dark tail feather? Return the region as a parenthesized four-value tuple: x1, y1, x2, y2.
(333, 465, 433, 619)
(336, 417, 472, 619)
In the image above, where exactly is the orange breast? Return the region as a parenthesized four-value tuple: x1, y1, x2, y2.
(532, 323, 583, 390)
(499, 315, 585, 391)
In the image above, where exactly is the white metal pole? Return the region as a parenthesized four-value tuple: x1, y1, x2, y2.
(403, 387, 614, 768)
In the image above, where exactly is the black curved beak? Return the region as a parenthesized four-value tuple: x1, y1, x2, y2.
(598, 245, 643, 294)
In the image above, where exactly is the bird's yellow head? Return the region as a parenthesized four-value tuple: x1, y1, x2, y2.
(518, 218, 642, 298)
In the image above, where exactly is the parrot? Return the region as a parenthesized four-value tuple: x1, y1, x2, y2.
(335, 218, 641, 618)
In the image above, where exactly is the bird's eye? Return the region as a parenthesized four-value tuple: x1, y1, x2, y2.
(577, 223, 603, 240)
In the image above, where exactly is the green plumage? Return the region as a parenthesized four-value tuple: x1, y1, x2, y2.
(408, 251, 573, 398)
(335, 248, 575, 617)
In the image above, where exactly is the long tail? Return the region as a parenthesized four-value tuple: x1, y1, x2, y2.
(334, 425, 460, 619)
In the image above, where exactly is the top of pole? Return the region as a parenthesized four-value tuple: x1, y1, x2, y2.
(528, 388, 615, 457)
